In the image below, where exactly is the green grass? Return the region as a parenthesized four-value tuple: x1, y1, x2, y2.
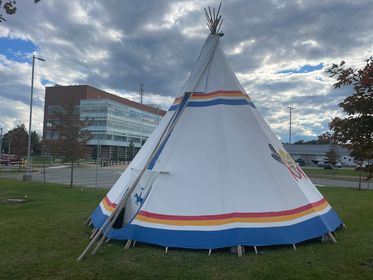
(0, 179, 372, 279)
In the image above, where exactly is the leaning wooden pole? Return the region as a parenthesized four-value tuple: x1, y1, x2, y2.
(78, 92, 193, 261)
(78, 120, 173, 260)
(91, 95, 192, 256)
(77, 197, 125, 261)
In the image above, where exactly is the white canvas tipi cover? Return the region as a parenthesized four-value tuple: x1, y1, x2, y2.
(90, 28, 342, 250)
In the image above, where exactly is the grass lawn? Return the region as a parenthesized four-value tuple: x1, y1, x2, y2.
(0, 179, 372, 279)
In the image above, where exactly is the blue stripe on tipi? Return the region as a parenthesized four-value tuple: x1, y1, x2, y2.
(148, 92, 191, 170)
(91, 206, 342, 249)
(91, 205, 109, 229)
(168, 98, 255, 111)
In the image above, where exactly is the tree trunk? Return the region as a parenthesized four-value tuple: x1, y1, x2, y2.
(70, 161, 74, 187)
(358, 169, 362, 191)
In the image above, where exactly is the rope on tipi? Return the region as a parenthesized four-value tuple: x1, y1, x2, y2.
(204, 2, 224, 35)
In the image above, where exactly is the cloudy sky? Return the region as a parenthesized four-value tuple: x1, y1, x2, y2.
(0, 0, 372, 142)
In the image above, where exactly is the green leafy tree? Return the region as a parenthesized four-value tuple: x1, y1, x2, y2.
(0, 0, 40, 22)
(293, 140, 305, 145)
(325, 144, 339, 167)
(0, 1, 16, 22)
(31, 131, 42, 155)
(325, 143, 340, 175)
(91, 146, 98, 161)
(293, 132, 332, 145)
(317, 132, 332, 144)
(1, 124, 40, 168)
(327, 57, 373, 190)
(112, 146, 120, 163)
(52, 101, 92, 186)
(3, 124, 27, 158)
(127, 141, 135, 161)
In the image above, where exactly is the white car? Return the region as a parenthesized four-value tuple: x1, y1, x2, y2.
(317, 161, 325, 167)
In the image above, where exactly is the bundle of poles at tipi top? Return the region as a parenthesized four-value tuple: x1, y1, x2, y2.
(204, 2, 223, 35)
(78, 3, 344, 260)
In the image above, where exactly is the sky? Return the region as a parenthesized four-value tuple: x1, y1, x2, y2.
(0, 0, 372, 142)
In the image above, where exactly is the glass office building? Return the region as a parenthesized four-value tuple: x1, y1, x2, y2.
(43, 85, 165, 161)
(80, 98, 161, 146)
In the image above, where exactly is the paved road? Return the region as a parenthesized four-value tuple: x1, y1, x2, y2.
(0, 165, 371, 190)
(311, 177, 371, 190)
(0, 164, 125, 189)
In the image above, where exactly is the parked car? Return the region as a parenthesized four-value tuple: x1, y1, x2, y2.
(356, 163, 367, 168)
(0, 154, 20, 166)
(335, 162, 342, 168)
(295, 158, 305, 166)
(317, 161, 325, 167)
(324, 163, 333, 169)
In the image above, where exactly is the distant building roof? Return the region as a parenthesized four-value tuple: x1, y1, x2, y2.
(45, 85, 166, 116)
(284, 144, 350, 156)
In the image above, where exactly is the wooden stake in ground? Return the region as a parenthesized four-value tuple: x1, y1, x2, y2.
(124, 240, 132, 250)
(237, 245, 243, 257)
(328, 232, 337, 243)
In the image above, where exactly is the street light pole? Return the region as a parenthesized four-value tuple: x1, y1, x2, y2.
(0, 127, 3, 160)
(95, 137, 100, 188)
(46, 122, 53, 164)
(140, 83, 144, 104)
(26, 55, 45, 178)
(287, 106, 295, 144)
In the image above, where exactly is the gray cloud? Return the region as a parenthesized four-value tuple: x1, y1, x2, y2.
(0, 0, 372, 141)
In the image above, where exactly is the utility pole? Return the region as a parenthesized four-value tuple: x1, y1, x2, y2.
(287, 106, 295, 144)
(0, 127, 3, 160)
(26, 55, 45, 180)
(140, 83, 144, 104)
(95, 137, 100, 188)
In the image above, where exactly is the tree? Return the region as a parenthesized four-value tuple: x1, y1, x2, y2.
(0, 0, 40, 22)
(52, 101, 92, 186)
(325, 143, 340, 175)
(127, 141, 135, 161)
(293, 140, 305, 145)
(317, 132, 332, 144)
(293, 132, 331, 145)
(31, 131, 42, 155)
(1, 124, 40, 168)
(4, 124, 27, 159)
(327, 57, 373, 190)
(112, 146, 119, 163)
(0, 0, 16, 22)
(325, 144, 339, 166)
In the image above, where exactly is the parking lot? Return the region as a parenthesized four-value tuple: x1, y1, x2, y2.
(0, 164, 126, 189)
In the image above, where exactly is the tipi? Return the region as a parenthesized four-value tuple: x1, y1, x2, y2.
(79, 5, 342, 259)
